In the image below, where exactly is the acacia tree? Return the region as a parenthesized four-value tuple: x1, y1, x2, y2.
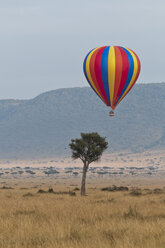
(69, 132, 108, 196)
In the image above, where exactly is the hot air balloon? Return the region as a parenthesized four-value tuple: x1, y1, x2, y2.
(83, 46, 141, 116)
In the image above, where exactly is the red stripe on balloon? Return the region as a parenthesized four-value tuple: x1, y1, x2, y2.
(115, 47, 129, 102)
(112, 46, 123, 107)
(89, 48, 105, 101)
(94, 46, 109, 106)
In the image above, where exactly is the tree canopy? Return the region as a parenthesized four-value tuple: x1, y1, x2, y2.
(69, 132, 108, 165)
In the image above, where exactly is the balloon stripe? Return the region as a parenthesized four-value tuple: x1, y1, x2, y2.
(107, 47, 116, 107)
(115, 47, 134, 105)
(116, 48, 140, 106)
(117, 51, 141, 104)
(132, 50, 141, 82)
(112, 46, 123, 107)
(83, 51, 103, 100)
(94, 47, 109, 106)
(90, 48, 106, 101)
(114, 47, 129, 103)
(85, 49, 106, 102)
(101, 46, 111, 106)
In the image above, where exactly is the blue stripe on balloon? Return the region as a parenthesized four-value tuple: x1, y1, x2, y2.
(83, 50, 94, 89)
(115, 47, 134, 105)
(101, 46, 111, 106)
(83, 53, 89, 80)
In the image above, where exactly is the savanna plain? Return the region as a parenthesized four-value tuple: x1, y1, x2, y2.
(0, 151, 165, 248)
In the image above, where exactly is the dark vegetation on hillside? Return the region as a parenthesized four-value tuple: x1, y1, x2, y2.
(0, 83, 164, 158)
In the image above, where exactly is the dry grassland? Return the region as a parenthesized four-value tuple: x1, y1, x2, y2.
(0, 187, 165, 248)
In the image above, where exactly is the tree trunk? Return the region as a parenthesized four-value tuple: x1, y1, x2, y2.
(81, 163, 87, 196)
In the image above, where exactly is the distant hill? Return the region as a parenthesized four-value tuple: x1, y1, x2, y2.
(0, 83, 164, 159)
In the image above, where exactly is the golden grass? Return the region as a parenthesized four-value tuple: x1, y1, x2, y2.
(0, 187, 165, 248)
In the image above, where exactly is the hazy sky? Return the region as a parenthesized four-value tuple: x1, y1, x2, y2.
(0, 0, 164, 99)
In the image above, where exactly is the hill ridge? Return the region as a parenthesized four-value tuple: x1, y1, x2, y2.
(0, 83, 164, 159)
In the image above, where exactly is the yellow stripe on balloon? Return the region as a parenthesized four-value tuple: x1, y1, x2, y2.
(85, 48, 103, 100)
(117, 47, 138, 105)
(108, 46, 116, 105)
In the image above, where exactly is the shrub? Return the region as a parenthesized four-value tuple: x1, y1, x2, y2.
(69, 191, 76, 196)
(73, 187, 80, 191)
(101, 186, 129, 192)
(26, 170, 35, 175)
(23, 192, 34, 197)
(37, 189, 46, 194)
(153, 188, 165, 194)
(130, 190, 142, 196)
(0, 186, 13, 189)
(73, 172, 79, 176)
(48, 188, 54, 193)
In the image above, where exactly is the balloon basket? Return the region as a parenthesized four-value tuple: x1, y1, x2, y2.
(109, 111, 114, 117)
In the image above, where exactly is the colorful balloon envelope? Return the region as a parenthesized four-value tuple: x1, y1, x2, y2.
(83, 46, 141, 114)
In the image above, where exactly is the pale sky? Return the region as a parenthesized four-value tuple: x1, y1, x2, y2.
(0, 0, 164, 99)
